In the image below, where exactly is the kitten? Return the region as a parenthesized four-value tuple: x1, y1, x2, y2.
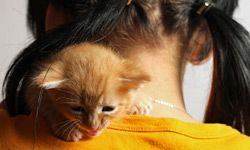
(25, 43, 151, 142)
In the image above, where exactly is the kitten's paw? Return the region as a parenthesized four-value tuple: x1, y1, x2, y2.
(53, 126, 83, 142)
(68, 128, 83, 142)
(129, 100, 152, 115)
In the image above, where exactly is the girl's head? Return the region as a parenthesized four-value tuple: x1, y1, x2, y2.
(4, 0, 250, 135)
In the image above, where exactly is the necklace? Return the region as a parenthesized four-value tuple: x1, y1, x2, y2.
(148, 96, 195, 121)
(148, 97, 186, 113)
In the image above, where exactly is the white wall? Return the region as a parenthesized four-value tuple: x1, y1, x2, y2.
(0, 0, 249, 121)
(0, 0, 33, 100)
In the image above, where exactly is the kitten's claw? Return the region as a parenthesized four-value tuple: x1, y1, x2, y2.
(53, 126, 83, 142)
(129, 99, 152, 115)
(70, 129, 83, 142)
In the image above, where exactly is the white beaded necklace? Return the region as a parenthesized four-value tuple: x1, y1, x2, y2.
(147, 96, 194, 120)
(148, 97, 186, 112)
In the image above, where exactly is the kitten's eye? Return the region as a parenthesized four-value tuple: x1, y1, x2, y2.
(102, 106, 115, 112)
(71, 106, 85, 114)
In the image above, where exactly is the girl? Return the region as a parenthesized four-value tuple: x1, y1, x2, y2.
(1, 0, 250, 149)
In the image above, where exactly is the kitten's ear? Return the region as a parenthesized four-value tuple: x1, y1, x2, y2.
(119, 62, 150, 92)
(33, 65, 66, 89)
(41, 80, 66, 89)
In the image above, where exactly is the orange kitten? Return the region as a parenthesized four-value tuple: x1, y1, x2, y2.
(25, 43, 151, 141)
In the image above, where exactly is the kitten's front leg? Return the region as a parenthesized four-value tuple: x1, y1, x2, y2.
(128, 94, 153, 115)
(51, 120, 83, 142)
(38, 100, 84, 141)
(42, 108, 83, 141)
(66, 127, 83, 142)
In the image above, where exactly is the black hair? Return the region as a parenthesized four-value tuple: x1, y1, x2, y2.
(27, 0, 50, 38)
(190, 0, 250, 135)
(3, 0, 250, 136)
(198, 1, 250, 135)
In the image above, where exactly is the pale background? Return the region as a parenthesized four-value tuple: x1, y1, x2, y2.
(0, 0, 249, 121)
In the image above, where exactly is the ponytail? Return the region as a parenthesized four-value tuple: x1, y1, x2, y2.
(195, 2, 250, 135)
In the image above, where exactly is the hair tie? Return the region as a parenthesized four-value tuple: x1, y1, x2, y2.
(196, 0, 214, 15)
(127, 0, 133, 6)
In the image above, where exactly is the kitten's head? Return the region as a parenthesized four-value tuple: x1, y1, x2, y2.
(31, 44, 150, 137)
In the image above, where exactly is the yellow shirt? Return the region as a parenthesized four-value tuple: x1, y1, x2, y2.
(0, 109, 250, 150)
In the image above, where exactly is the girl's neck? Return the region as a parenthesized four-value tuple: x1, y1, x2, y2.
(118, 42, 199, 123)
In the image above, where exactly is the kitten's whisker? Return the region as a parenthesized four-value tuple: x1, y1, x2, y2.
(52, 120, 72, 128)
(66, 120, 80, 141)
(61, 121, 75, 138)
(54, 120, 74, 136)
(58, 120, 79, 135)
(67, 126, 77, 141)
(65, 122, 75, 141)
(63, 120, 79, 140)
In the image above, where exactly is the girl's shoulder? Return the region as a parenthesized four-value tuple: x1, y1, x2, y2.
(0, 109, 250, 150)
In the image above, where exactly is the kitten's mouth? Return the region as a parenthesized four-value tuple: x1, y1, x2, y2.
(85, 129, 102, 137)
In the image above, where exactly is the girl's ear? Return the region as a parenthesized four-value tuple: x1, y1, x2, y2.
(187, 20, 213, 65)
(118, 62, 150, 92)
(45, 3, 71, 31)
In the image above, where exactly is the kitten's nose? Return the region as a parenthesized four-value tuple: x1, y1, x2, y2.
(85, 123, 98, 131)
(87, 115, 99, 130)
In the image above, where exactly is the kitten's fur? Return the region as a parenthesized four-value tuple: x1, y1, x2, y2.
(25, 43, 151, 141)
